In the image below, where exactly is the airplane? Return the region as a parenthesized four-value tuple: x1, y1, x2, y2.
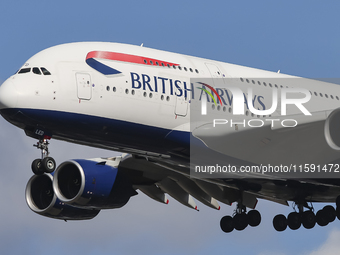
(1, 42, 340, 233)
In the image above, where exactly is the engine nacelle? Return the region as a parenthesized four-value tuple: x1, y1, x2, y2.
(26, 174, 100, 220)
(53, 159, 136, 209)
(325, 108, 340, 150)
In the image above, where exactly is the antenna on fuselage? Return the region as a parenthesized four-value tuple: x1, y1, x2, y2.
(140, 43, 144, 47)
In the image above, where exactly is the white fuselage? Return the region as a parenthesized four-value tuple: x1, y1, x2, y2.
(1, 42, 340, 157)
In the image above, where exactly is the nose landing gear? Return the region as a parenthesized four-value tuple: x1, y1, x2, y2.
(31, 138, 56, 175)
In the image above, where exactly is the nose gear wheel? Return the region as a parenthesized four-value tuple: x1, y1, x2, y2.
(31, 139, 56, 175)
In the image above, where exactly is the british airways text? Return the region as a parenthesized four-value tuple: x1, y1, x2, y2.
(130, 72, 266, 110)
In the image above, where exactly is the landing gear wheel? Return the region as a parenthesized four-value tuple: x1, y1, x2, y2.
(287, 212, 301, 230)
(302, 210, 316, 229)
(273, 214, 287, 232)
(42, 157, 56, 173)
(31, 159, 44, 175)
(233, 213, 248, 231)
(248, 210, 261, 227)
(323, 205, 336, 223)
(336, 207, 340, 220)
(316, 209, 329, 227)
(220, 216, 234, 233)
(336, 195, 340, 208)
(32, 138, 55, 175)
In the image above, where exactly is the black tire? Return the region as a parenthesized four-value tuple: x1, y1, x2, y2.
(220, 216, 234, 233)
(42, 157, 56, 173)
(337, 207, 340, 220)
(323, 205, 336, 223)
(287, 212, 301, 230)
(248, 210, 261, 227)
(336, 195, 340, 208)
(233, 213, 248, 231)
(302, 210, 316, 229)
(31, 159, 44, 175)
(316, 210, 329, 227)
(273, 214, 287, 232)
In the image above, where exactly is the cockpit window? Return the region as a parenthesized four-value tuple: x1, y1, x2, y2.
(33, 67, 41, 75)
(17, 67, 52, 75)
(40, 67, 51, 75)
(18, 68, 31, 74)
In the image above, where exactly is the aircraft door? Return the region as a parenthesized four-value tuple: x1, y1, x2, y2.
(76, 73, 92, 100)
(174, 90, 189, 117)
(205, 63, 223, 79)
(205, 62, 228, 85)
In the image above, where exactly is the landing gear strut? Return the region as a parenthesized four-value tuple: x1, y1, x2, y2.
(31, 138, 56, 175)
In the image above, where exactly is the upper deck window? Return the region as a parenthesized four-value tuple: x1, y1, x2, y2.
(18, 68, 31, 74)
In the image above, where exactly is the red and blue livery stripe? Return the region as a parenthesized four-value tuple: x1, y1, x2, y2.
(86, 51, 179, 75)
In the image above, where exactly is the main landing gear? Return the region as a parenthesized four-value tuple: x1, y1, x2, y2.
(220, 203, 261, 233)
(220, 198, 340, 232)
(273, 201, 337, 232)
(31, 138, 56, 175)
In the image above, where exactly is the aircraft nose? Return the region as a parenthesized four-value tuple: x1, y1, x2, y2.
(0, 78, 18, 110)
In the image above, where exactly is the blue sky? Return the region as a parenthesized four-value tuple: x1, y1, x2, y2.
(1, 1, 340, 254)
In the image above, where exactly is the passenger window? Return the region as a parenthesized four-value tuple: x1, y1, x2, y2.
(18, 68, 31, 74)
(33, 67, 41, 75)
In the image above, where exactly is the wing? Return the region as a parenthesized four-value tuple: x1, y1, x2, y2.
(192, 109, 340, 170)
(115, 107, 340, 226)
(118, 154, 261, 210)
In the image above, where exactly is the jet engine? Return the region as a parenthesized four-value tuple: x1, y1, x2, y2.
(52, 159, 137, 209)
(26, 173, 100, 220)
